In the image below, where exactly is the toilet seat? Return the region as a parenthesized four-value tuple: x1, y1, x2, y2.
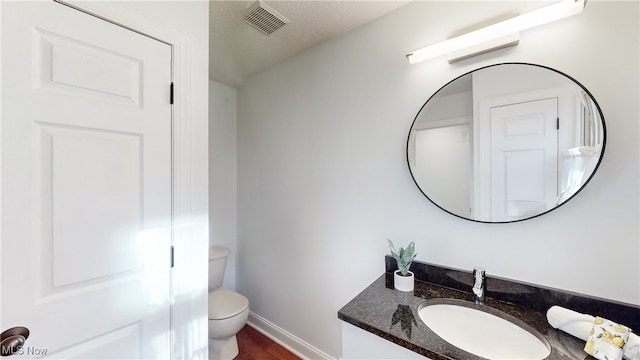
(209, 289, 249, 320)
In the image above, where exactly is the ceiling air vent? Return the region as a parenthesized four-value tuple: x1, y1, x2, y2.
(245, 1, 290, 35)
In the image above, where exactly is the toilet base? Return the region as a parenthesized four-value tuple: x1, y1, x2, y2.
(209, 335, 239, 360)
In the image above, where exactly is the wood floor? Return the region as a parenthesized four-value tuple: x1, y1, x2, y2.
(235, 325, 301, 360)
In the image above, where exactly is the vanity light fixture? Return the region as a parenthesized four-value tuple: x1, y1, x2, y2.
(406, 0, 586, 64)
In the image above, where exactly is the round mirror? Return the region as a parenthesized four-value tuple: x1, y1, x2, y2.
(407, 63, 606, 223)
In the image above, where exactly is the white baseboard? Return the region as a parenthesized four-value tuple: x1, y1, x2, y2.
(247, 311, 334, 360)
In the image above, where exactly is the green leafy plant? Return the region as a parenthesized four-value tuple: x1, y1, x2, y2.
(388, 239, 417, 276)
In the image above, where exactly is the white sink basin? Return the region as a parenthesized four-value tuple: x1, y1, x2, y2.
(418, 299, 550, 359)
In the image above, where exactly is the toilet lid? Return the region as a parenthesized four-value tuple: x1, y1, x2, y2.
(209, 289, 249, 320)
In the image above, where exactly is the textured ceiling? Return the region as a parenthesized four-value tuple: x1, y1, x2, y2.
(210, 0, 411, 87)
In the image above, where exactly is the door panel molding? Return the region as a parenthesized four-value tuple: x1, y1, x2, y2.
(35, 28, 143, 107)
(44, 322, 142, 359)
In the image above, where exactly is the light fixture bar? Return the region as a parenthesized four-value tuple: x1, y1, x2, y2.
(406, 0, 585, 64)
(447, 31, 520, 63)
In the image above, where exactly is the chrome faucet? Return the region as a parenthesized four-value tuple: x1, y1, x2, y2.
(472, 267, 486, 304)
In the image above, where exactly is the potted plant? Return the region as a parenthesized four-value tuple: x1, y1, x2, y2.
(388, 239, 417, 292)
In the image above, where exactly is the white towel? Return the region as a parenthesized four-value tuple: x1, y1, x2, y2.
(585, 316, 631, 360)
(546, 305, 640, 360)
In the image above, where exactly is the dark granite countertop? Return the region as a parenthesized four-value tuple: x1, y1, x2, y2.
(338, 258, 640, 360)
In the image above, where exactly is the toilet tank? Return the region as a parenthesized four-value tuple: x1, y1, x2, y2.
(209, 246, 230, 290)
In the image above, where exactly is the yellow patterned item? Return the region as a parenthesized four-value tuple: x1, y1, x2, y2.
(584, 316, 631, 360)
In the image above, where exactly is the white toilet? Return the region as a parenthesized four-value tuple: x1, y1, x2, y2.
(209, 246, 250, 360)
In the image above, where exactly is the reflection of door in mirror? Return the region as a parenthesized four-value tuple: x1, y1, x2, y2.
(488, 99, 558, 221)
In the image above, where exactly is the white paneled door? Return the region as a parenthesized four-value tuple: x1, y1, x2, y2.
(490, 98, 558, 221)
(1, 1, 172, 358)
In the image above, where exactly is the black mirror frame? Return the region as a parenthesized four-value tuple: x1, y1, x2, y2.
(406, 62, 607, 224)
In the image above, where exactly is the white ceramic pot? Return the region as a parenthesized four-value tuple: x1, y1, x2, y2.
(394, 270, 414, 292)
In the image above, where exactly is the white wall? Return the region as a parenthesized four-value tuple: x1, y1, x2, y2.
(210, 80, 238, 290)
(235, 1, 639, 358)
